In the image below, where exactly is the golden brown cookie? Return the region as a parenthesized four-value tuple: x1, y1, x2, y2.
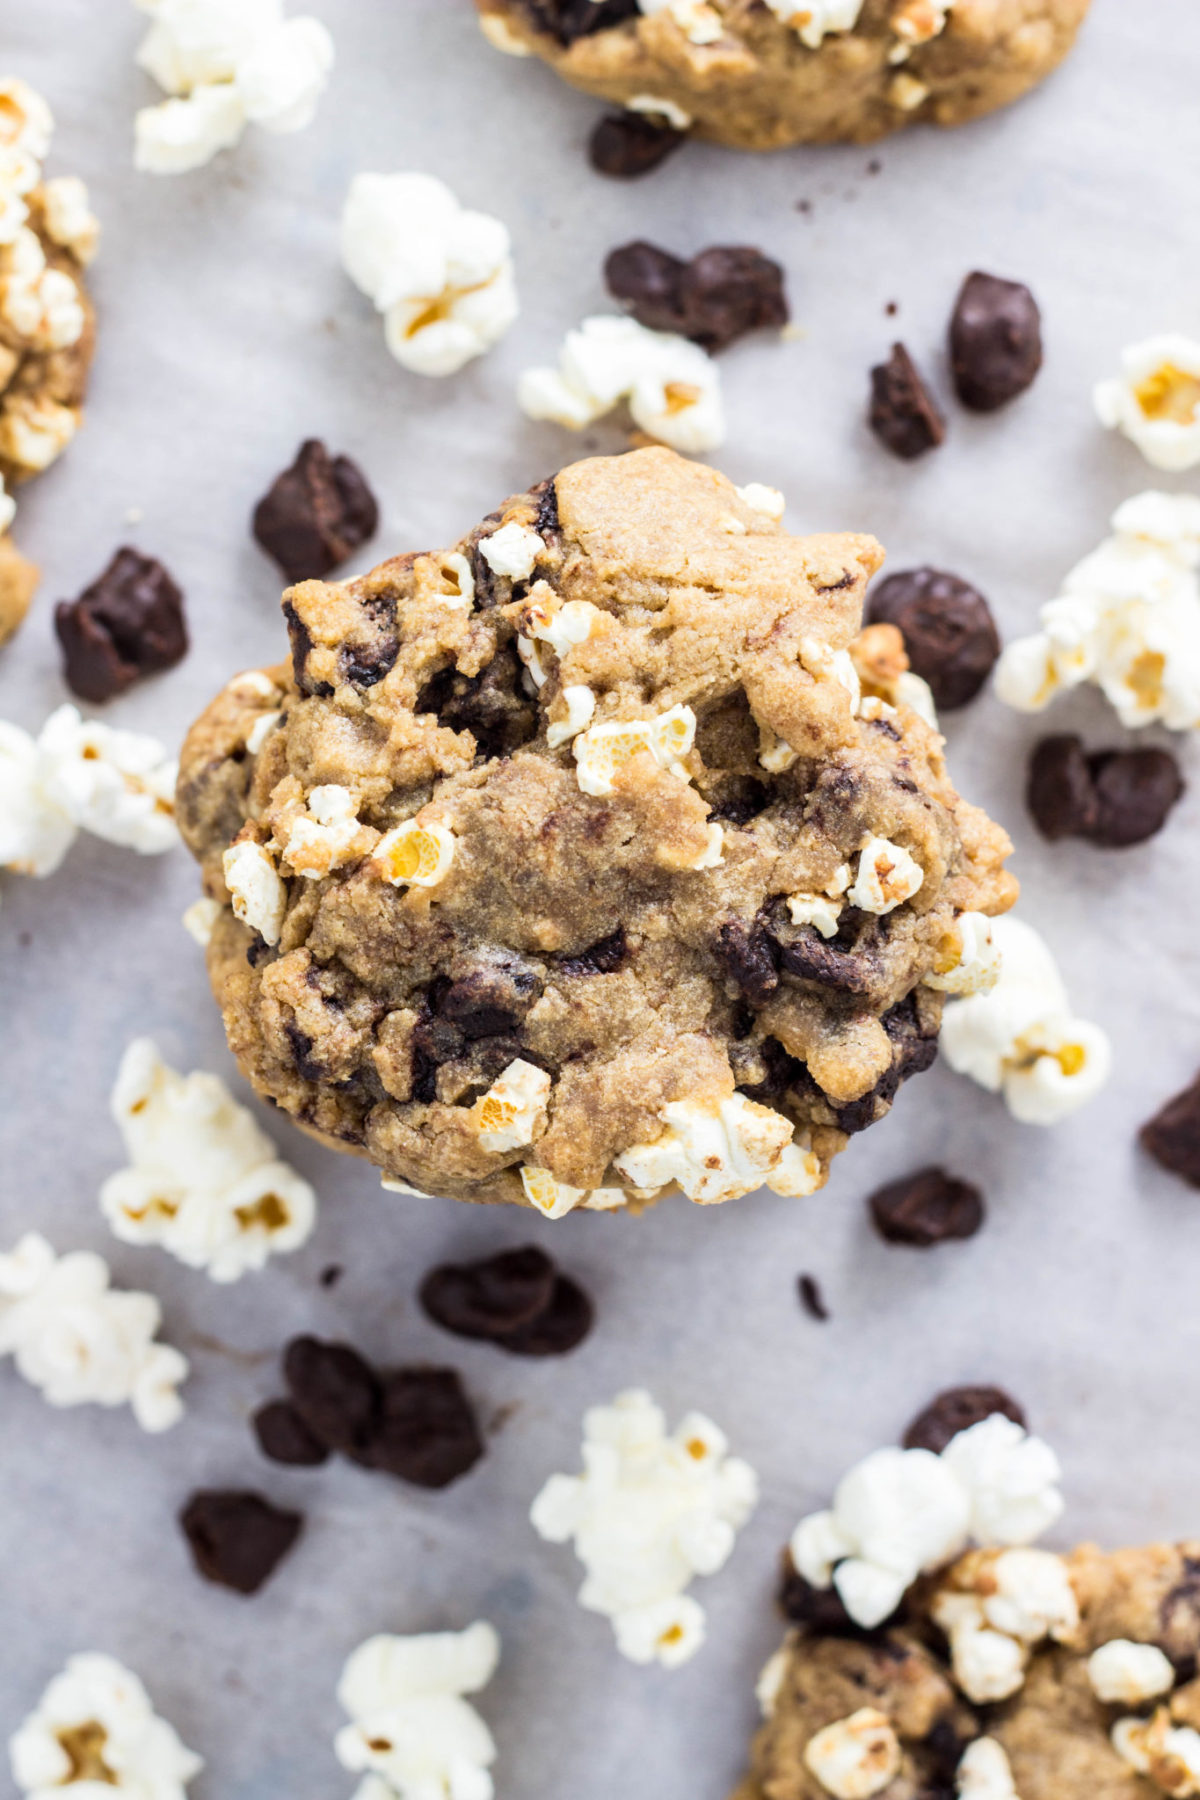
(476, 0, 1093, 151)
(178, 447, 1014, 1213)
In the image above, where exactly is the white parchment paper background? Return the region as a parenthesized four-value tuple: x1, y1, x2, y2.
(2, 2, 1200, 1795)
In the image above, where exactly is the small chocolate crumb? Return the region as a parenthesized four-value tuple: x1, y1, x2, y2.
(868, 343, 946, 460)
(252, 439, 378, 584)
(868, 1167, 985, 1247)
(283, 1335, 381, 1455)
(420, 1245, 593, 1356)
(180, 1490, 302, 1595)
(885, 300, 899, 317)
(319, 1263, 343, 1289)
(1142, 1074, 1200, 1187)
(949, 271, 1043, 412)
(798, 1273, 830, 1321)
(253, 1399, 330, 1467)
(866, 566, 1000, 709)
(55, 548, 187, 703)
(604, 241, 788, 353)
(357, 1367, 484, 1488)
(902, 1385, 1027, 1454)
(589, 112, 685, 179)
(867, 158, 882, 175)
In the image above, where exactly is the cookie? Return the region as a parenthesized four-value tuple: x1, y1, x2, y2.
(178, 446, 1014, 1213)
(476, 1, 1093, 153)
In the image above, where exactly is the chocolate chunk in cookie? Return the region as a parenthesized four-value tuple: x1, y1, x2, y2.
(869, 343, 946, 460)
(950, 271, 1043, 411)
(55, 548, 188, 703)
(902, 1384, 1027, 1453)
(253, 1399, 330, 1467)
(253, 440, 379, 584)
(421, 1246, 594, 1356)
(1029, 736, 1184, 847)
(1142, 1074, 1200, 1188)
(356, 1368, 484, 1488)
(778, 1553, 869, 1632)
(589, 112, 686, 178)
(283, 1336, 381, 1455)
(529, 0, 639, 43)
(868, 1167, 985, 1247)
(716, 918, 780, 1004)
(867, 566, 1000, 709)
(605, 242, 788, 353)
(180, 1490, 303, 1595)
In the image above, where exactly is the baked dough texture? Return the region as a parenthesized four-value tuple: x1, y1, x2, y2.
(477, 0, 1092, 150)
(178, 448, 1014, 1210)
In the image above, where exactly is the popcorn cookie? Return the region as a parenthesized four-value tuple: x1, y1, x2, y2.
(475, 0, 1093, 153)
(177, 447, 1015, 1212)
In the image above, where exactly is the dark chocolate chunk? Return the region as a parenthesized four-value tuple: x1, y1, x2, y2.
(558, 926, 627, 978)
(283, 1335, 381, 1454)
(1026, 734, 1098, 839)
(253, 1399, 330, 1467)
(778, 1552, 890, 1633)
(775, 927, 875, 996)
(868, 343, 946, 460)
(866, 566, 1000, 709)
(416, 645, 537, 758)
(1142, 1075, 1200, 1187)
(1028, 735, 1184, 847)
(707, 776, 770, 827)
(589, 111, 686, 179)
(529, 0, 638, 43)
(439, 951, 543, 1038)
(358, 1367, 484, 1488)
(421, 1246, 594, 1356)
(868, 1166, 984, 1247)
(798, 1273, 829, 1321)
(903, 1385, 1027, 1454)
(1161, 1556, 1200, 1664)
(533, 475, 561, 539)
(253, 439, 378, 584)
(55, 548, 187, 703)
(180, 1490, 302, 1595)
(605, 241, 788, 353)
(715, 919, 779, 1003)
(498, 1276, 594, 1355)
(950, 271, 1043, 412)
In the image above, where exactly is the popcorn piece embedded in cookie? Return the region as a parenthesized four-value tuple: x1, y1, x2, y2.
(932, 1548, 1079, 1703)
(472, 1058, 551, 1153)
(803, 1707, 901, 1799)
(0, 1232, 188, 1431)
(891, 0, 950, 46)
(100, 1038, 317, 1283)
(519, 314, 724, 453)
(614, 1092, 804, 1204)
(224, 840, 286, 945)
(374, 817, 457, 889)
(530, 1387, 758, 1667)
(546, 684, 596, 749)
(848, 835, 924, 914)
(1088, 1639, 1176, 1706)
(924, 912, 1001, 997)
(573, 702, 696, 796)
(1095, 335, 1200, 473)
(956, 1737, 1019, 1799)
(1112, 1709, 1200, 1794)
(334, 1622, 500, 1800)
(9, 1652, 202, 1798)
(341, 171, 518, 377)
(940, 915, 1111, 1125)
(479, 520, 545, 581)
(182, 895, 221, 947)
(765, 0, 865, 49)
(637, 0, 725, 47)
(520, 1167, 628, 1219)
(277, 783, 374, 878)
(736, 482, 786, 521)
(39, 175, 100, 264)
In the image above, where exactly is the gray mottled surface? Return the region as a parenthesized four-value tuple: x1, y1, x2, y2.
(1, 2, 1199, 1795)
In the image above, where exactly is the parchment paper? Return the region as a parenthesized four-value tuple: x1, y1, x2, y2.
(2, 3, 1200, 1795)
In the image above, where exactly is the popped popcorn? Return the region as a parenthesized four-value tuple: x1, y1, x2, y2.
(847, 835, 924, 914)
(1088, 1639, 1176, 1706)
(803, 1708, 901, 1800)
(0, 1233, 188, 1432)
(736, 482, 786, 521)
(181, 895, 220, 946)
(764, 0, 865, 48)
(473, 1058, 551, 1153)
(891, 0, 950, 45)
(519, 314, 724, 454)
(1112, 1709, 1200, 1794)
(637, 0, 725, 45)
(940, 1413, 1064, 1546)
(530, 1388, 758, 1666)
(546, 684, 596, 749)
(133, 0, 334, 174)
(520, 1167, 629, 1220)
(956, 1737, 1019, 1799)
(9, 1653, 202, 1798)
(626, 94, 694, 131)
(924, 911, 1002, 998)
(614, 1092, 816, 1205)
(341, 171, 517, 377)
(100, 1038, 317, 1283)
(1095, 335, 1200, 472)
(940, 914, 1111, 1125)
(478, 520, 544, 581)
(374, 817, 457, 889)
(994, 492, 1200, 730)
(278, 783, 374, 878)
(334, 1623, 500, 1800)
(932, 1548, 1079, 1703)
(223, 840, 286, 944)
(573, 702, 697, 797)
(0, 704, 178, 895)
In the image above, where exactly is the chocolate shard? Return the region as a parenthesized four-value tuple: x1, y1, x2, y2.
(589, 112, 686, 179)
(902, 1385, 1027, 1454)
(356, 1367, 485, 1488)
(282, 1335, 381, 1454)
(950, 271, 1043, 412)
(180, 1489, 303, 1595)
(253, 1399, 330, 1467)
(55, 547, 187, 703)
(1142, 1074, 1200, 1188)
(253, 439, 378, 584)
(868, 1166, 985, 1247)
(868, 343, 946, 460)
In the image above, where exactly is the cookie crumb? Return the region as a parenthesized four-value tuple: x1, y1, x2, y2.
(318, 1262, 343, 1288)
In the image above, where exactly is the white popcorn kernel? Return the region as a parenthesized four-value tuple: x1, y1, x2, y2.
(135, 82, 248, 174)
(765, 0, 864, 46)
(573, 702, 697, 797)
(0, 720, 77, 879)
(1, 251, 86, 352)
(940, 915, 1111, 1125)
(935, 1599, 1029, 1703)
(0, 392, 77, 472)
(334, 1623, 500, 1800)
(547, 684, 596, 750)
(758, 722, 799, 773)
(933, 1548, 1077, 1704)
(756, 1647, 790, 1720)
(787, 866, 852, 940)
(765, 1136, 822, 1197)
(626, 93, 694, 130)
(1112, 1710, 1200, 1792)
(637, 0, 725, 45)
(1088, 1639, 1176, 1706)
(1095, 335, 1200, 472)
(279, 783, 370, 878)
(614, 1091, 796, 1206)
(374, 817, 456, 889)
(521, 1167, 585, 1220)
(182, 895, 221, 947)
(804, 1708, 901, 1800)
(519, 314, 724, 454)
(100, 1038, 317, 1284)
(941, 1415, 1064, 1546)
(223, 840, 286, 944)
(33, 704, 178, 855)
(848, 835, 924, 914)
(479, 521, 544, 581)
(39, 175, 100, 264)
(9, 1653, 202, 1799)
(956, 1737, 1019, 1799)
(925, 912, 1001, 997)
(342, 171, 517, 378)
(980, 1549, 1078, 1644)
(473, 1058, 551, 1153)
(0, 1232, 188, 1432)
(245, 708, 282, 754)
(380, 1175, 434, 1199)
(736, 482, 786, 520)
(689, 822, 724, 869)
(0, 78, 54, 163)
(801, 638, 862, 713)
(530, 1387, 757, 1667)
(236, 16, 334, 132)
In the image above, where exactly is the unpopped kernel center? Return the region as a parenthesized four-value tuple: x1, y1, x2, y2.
(58, 1720, 117, 1786)
(1135, 364, 1200, 424)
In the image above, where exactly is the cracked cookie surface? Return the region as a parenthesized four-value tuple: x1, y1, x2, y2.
(178, 447, 1013, 1212)
(477, 0, 1092, 151)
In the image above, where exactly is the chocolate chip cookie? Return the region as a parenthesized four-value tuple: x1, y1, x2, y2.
(476, 0, 1093, 152)
(178, 447, 1014, 1213)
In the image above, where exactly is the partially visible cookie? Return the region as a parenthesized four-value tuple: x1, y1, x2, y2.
(475, 1, 1093, 153)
